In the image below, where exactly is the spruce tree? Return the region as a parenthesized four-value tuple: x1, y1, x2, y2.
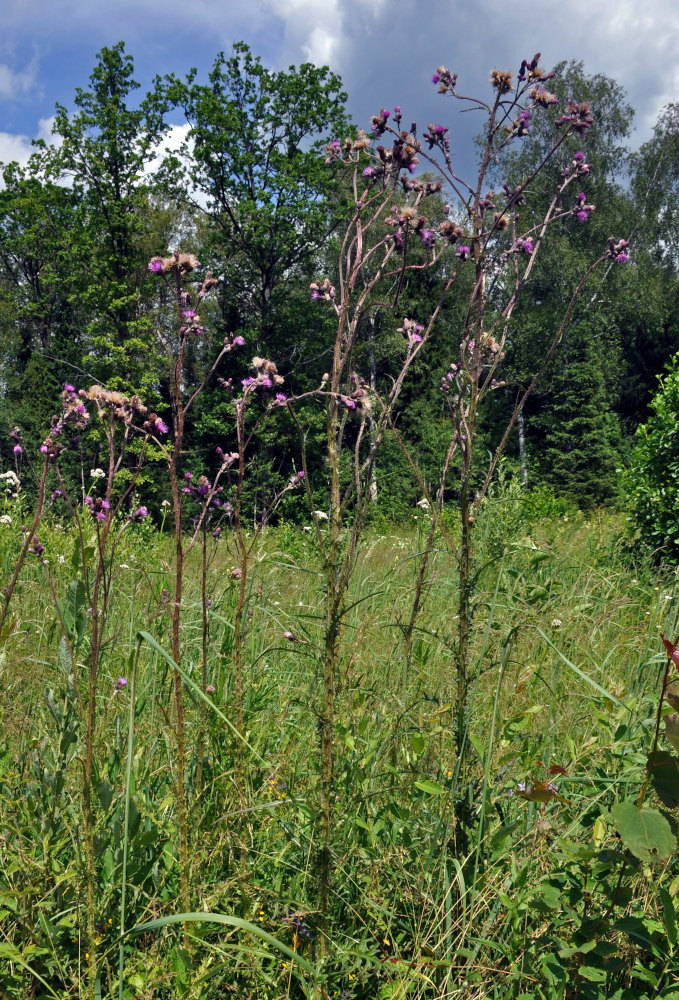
(541, 320, 621, 507)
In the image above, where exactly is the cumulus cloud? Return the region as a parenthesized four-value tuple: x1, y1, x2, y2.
(0, 57, 39, 99)
(0, 117, 55, 171)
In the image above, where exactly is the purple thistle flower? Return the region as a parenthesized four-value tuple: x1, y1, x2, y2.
(64, 383, 75, 393)
(573, 151, 584, 161)
(275, 393, 287, 403)
(576, 192, 586, 203)
(393, 105, 401, 115)
(431, 73, 440, 84)
(115, 677, 128, 690)
(233, 335, 245, 346)
(155, 418, 168, 434)
(40, 444, 48, 454)
(13, 445, 22, 456)
(362, 166, 373, 178)
(577, 210, 588, 222)
(148, 258, 163, 273)
(616, 252, 628, 262)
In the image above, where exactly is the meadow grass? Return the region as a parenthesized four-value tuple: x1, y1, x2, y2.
(0, 501, 678, 999)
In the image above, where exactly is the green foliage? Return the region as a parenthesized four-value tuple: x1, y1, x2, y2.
(166, 42, 349, 335)
(540, 321, 622, 508)
(627, 353, 679, 561)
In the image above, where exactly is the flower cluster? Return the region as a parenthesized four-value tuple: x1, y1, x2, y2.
(490, 69, 513, 94)
(84, 496, 111, 522)
(370, 107, 390, 136)
(431, 65, 458, 94)
(573, 192, 595, 222)
(38, 385, 91, 461)
(530, 88, 559, 108)
(506, 109, 531, 137)
(28, 536, 45, 557)
(0, 470, 20, 499)
(398, 317, 424, 347)
(142, 413, 169, 436)
(310, 278, 335, 302)
(183, 472, 223, 507)
(148, 251, 200, 275)
(517, 52, 554, 84)
(80, 386, 146, 426)
(555, 100, 594, 135)
(606, 237, 629, 263)
(241, 357, 285, 396)
(422, 123, 450, 153)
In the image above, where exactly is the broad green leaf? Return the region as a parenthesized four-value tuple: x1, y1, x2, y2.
(610, 801, 676, 861)
(414, 780, 446, 795)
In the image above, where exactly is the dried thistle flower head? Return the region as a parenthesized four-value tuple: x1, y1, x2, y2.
(432, 66, 458, 94)
(490, 69, 513, 94)
(493, 213, 509, 230)
(530, 88, 559, 107)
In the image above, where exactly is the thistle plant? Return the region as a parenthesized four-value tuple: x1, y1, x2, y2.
(304, 48, 630, 933)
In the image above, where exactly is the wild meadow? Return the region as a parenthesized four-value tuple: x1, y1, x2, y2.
(2, 40, 679, 1000)
(2, 493, 679, 999)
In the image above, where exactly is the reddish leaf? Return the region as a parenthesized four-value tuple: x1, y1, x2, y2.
(548, 765, 568, 776)
(661, 634, 679, 670)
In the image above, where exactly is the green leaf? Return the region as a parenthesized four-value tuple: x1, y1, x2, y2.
(578, 966, 607, 982)
(411, 733, 425, 754)
(648, 750, 679, 807)
(660, 886, 678, 949)
(414, 780, 446, 795)
(120, 911, 314, 975)
(610, 801, 676, 861)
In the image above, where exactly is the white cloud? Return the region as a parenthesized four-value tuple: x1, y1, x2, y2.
(0, 57, 38, 99)
(0, 117, 57, 176)
(261, 0, 344, 66)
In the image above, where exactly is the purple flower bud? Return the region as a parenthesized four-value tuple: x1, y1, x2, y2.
(393, 105, 401, 115)
(431, 73, 440, 84)
(115, 677, 128, 690)
(576, 192, 586, 203)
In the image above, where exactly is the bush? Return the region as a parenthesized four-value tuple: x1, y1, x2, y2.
(626, 353, 679, 561)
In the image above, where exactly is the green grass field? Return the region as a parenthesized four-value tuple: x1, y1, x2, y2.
(1, 499, 678, 999)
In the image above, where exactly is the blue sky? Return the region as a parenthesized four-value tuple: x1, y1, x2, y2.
(1, 0, 677, 180)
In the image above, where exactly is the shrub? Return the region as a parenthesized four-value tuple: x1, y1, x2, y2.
(627, 353, 679, 561)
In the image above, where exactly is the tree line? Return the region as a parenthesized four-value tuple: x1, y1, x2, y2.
(1, 41, 678, 518)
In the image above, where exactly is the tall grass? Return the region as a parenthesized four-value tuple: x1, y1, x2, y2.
(1, 500, 678, 998)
